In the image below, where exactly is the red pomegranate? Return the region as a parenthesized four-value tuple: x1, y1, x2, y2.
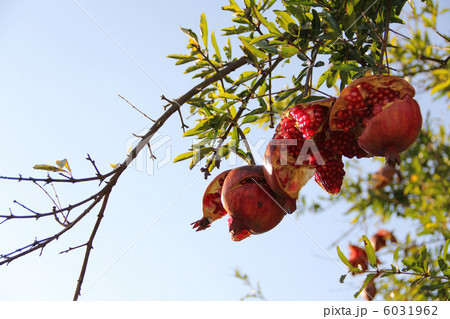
(263, 98, 343, 196)
(348, 244, 369, 272)
(221, 165, 296, 241)
(358, 97, 422, 166)
(330, 75, 422, 166)
(192, 170, 231, 231)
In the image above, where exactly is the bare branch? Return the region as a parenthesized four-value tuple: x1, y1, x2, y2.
(73, 191, 111, 300)
(119, 94, 155, 122)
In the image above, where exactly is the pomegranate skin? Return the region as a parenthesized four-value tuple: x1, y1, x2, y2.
(357, 97, 422, 166)
(192, 170, 232, 231)
(263, 141, 316, 200)
(221, 165, 294, 240)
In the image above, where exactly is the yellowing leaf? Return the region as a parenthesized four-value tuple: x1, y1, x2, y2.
(33, 164, 66, 173)
(56, 158, 72, 175)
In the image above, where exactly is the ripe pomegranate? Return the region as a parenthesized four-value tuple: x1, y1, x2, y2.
(263, 140, 316, 199)
(348, 244, 369, 272)
(371, 229, 397, 251)
(330, 75, 422, 166)
(221, 165, 296, 241)
(263, 98, 336, 198)
(358, 97, 422, 166)
(192, 170, 231, 231)
(372, 166, 398, 189)
(362, 280, 377, 301)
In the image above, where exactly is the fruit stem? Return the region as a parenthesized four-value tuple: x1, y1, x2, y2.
(385, 146, 401, 167)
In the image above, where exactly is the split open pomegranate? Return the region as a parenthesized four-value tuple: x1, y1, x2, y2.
(330, 75, 422, 166)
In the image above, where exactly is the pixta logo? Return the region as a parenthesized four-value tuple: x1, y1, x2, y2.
(126, 129, 172, 176)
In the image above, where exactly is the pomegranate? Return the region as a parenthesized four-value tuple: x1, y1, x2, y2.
(221, 165, 296, 241)
(348, 244, 369, 272)
(372, 166, 398, 189)
(263, 98, 336, 198)
(263, 140, 316, 199)
(358, 97, 422, 166)
(192, 170, 231, 231)
(362, 280, 377, 301)
(330, 75, 422, 166)
(371, 229, 397, 251)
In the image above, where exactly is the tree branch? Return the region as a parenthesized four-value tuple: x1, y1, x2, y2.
(73, 191, 111, 301)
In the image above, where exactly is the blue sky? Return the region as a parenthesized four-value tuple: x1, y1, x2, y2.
(0, 0, 448, 300)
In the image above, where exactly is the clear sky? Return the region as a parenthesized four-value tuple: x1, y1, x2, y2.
(0, 0, 448, 300)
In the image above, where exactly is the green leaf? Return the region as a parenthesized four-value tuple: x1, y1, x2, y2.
(347, 0, 354, 16)
(233, 71, 258, 85)
(239, 37, 268, 60)
(443, 239, 450, 259)
(241, 115, 259, 125)
(222, 25, 251, 36)
(362, 235, 377, 269)
(337, 246, 352, 269)
(323, 11, 341, 35)
(224, 38, 232, 60)
(218, 146, 230, 158)
(189, 147, 215, 169)
(316, 68, 331, 88)
(200, 13, 208, 49)
(331, 63, 362, 72)
(274, 10, 298, 34)
(311, 9, 320, 37)
(253, 7, 281, 35)
(180, 27, 199, 44)
(280, 45, 299, 58)
(393, 246, 400, 263)
(219, 92, 240, 100)
(173, 151, 194, 163)
(229, 105, 238, 118)
(211, 31, 222, 61)
(314, 61, 325, 67)
(437, 257, 450, 277)
(249, 33, 276, 45)
(183, 119, 212, 137)
(167, 54, 198, 63)
(354, 274, 377, 299)
(418, 246, 428, 272)
(222, 0, 243, 13)
(339, 274, 347, 283)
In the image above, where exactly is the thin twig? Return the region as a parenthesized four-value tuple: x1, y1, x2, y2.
(379, 0, 392, 73)
(60, 243, 87, 254)
(119, 94, 155, 122)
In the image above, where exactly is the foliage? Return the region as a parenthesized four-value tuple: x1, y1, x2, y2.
(388, 0, 450, 103)
(169, 0, 413, 177)
(334, 121, 450, 300)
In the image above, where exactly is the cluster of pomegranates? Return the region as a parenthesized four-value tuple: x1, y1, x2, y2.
(192, 75, 422, 241)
